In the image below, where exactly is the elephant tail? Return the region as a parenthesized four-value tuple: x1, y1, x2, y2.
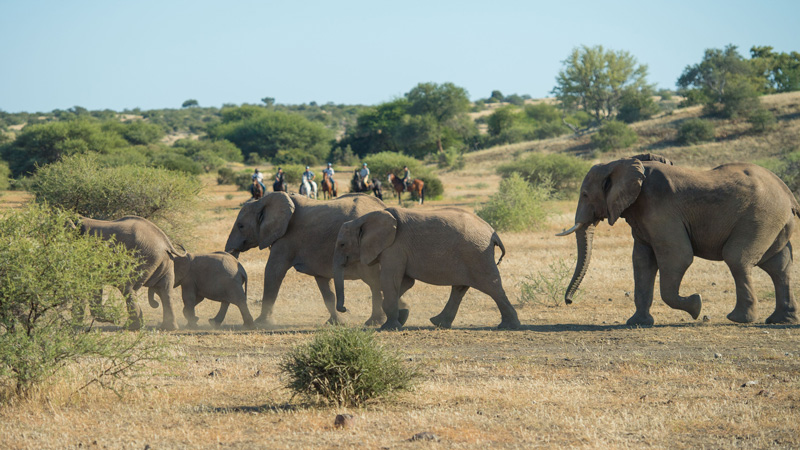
(240, 264, 248, 298)
(492, 232, 506, 265)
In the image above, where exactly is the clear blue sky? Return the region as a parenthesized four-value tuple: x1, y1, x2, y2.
(1, 0, 798, 113)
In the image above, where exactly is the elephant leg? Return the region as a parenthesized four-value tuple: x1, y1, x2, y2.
(88, 288, 115, 323)
(153, 274, 179, 331)
(656, 243, 702, 320)
(228, 286, 255, 329)
(364, 281, 387, 327)
(474, 274, 521, 330)
(430, 285, 469, 329)
(397, 276, 414, 326)
(256, 258, 292, 325)
(628, 241, 658, 326)
(315, 276, 343, 325)
(210, 302, 229, 328)
(121, 284, 144, 331)
(182, 291, 201, 329)
(758, 243, 798, 324)
(724, 261, 758, 323)
(379, 270, 404, 331)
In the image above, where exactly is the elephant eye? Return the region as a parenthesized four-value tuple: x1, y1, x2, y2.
(237, 223, 244, 229)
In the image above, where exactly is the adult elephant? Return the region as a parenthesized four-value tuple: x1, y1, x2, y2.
(557, 154, 799, 326)
(333, 207, 520, 330)
(75, 216, 183, 330)
(224, 192, 412, 326)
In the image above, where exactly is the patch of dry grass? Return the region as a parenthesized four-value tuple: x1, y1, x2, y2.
(2, 96, 800, 448)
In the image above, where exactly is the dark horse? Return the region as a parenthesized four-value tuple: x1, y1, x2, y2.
(251, 178, 265, 200)
(351, 170, 383, 200)
(321, 172, 337, 200)
(272, 177, 287, 193)
(388, 173, 424, 205)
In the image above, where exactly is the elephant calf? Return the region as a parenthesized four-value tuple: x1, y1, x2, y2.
(334, 207, 520, 330)
(150, 251, 254, 328)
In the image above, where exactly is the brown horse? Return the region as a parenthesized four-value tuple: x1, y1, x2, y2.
(388, 173, 424, 205)
(251, 178, 265, 200)
(321, 172, 337, 200)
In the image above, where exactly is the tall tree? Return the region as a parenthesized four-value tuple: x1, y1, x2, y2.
(405, 82, 471, 152)
(552, 45, 651, 123)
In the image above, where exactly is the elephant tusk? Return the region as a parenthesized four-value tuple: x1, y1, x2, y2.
(556, 223, 584, 237)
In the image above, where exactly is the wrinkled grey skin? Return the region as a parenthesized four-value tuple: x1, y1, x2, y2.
(150, 251, 254, 328)
(334, 207, 520, 330)
(224, 192, 412, 326)
(559, 155, 800, 325)
(77, 216, 182, 330)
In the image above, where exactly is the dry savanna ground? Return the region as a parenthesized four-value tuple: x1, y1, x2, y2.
(2, 94, 800, 449)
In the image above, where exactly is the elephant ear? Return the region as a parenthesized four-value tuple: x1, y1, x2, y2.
(359, 210, 397, 266)
(257, 192, 296, 249)
(606, 158, 645, 226)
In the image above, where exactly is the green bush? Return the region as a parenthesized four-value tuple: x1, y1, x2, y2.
(437, 147, 465, 170)
(677, 118, 715, 145)
(496, 153, 590, 198)
(0, 205, 164, 397)
(0, 161, 9, 190)
(149, 150, 205, 175)
(591, 121, 638, 152)
(476, 173, 551, 232)
(173, 138, 243, 163)
(748, 108, 777, 133)
(617, 88, 660, 123)
(28, 154, 201, 240)
(519, 258, 578, 307)
(280, 326, 417, 406)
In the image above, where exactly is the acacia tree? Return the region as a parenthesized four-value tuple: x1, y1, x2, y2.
(405, 82, 471, 152)
(552, 45, 651, 124)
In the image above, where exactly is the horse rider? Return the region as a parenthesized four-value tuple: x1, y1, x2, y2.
(252, 168, 266, 195)
(301, 165, 316, 196)
(322, 162, 336, 192)
(359, 163, 370, 191)
(273, 167, 285, 191)
(401, 165, 411, 192)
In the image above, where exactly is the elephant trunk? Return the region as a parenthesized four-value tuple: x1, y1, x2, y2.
(333, 257, 347, 313)
(564, 223, 595, 305)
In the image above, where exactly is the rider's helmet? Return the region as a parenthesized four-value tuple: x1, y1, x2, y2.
(363, 163, 367, 167)
(305, 166, 310, 170)
(254, 168, 259, 173)
(327, 162, 332, 167)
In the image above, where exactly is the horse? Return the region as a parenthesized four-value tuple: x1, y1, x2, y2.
(273, 178, 287, 192)
(351, 171, 383, 200)
(251, 178, 265, 200)
(321, 172, 337, 200)
(388, 173, 424, 205)
(299, 178, 318, 199)
(371, 179, 383, 200)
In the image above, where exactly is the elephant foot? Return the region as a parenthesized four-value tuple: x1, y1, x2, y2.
(241, 320, 257, 330)
(379, 319, 403, 331)
(254, 315, 277, 326)
(727, 307, 757, 324)
(364, 315, 386, 327)
(326, 315, 345, 326)
(398, 308, 410, 326)
(158, 320, 179, 331)
(497, 317, 520, 330)
(429, 313, 453, 329)
(126, 316, 144, 331)
(626, 312, 654, 326)
(208, 318, 224, 328)
(765, 309, 798, 324)
(185, 320, 200, 329)
(684, 294, 702, 320)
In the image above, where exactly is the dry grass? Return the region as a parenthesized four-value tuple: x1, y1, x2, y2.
(2, 96, 800, 449)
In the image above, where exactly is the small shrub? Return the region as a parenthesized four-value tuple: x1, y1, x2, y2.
(519, 258, 578, 307)
(677, 118, 715, 145)
(280, 326, 417, 406)
(437, 148, 465, 170)
(591, 120, 638, 152)
(0, 205, 165, 397)
(0, 161, 10, 191)
(748, 108, 777, 134)
(217, 167, 237, 185)
(476, 173, 551, 232)
(496, 153, 590, 198)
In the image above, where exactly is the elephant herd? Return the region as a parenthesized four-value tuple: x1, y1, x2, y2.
(79, 153, 799, 331)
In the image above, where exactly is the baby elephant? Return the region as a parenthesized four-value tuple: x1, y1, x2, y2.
(333, 207, 520, 330)
(149, 251, 254, 328)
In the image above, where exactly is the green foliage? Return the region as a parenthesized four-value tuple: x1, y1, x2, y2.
(216, 167, 238, 185)
(28, 154, 200, 239)
(414, 171, 444, 199)
(617, 87, 660, 123)
(209, 107, 332, 163)
(519, 258, 579, 307)
(487, 105, 523, 136)
(484, 103, 570, 145)
(590, 121, 638, 152)
(524, 103, 562, 123)
(2, 120, 127, 177)
(328, 145, 360, 166)
(0, 161, 9, 190)
(174, 138, 242, 163)
(362, 152, 424, 180)
(552, 45, 652, 123)
(677, 118, 715, 145)
(149, 150, 205, 175)
(437, 147, 465, 170)
(748, 108, 777, 133)
(755, 150, 800, 194)
(119, 120, 166, 146)
(280, 326, 417, 406)
(749, 46, 800, 93)
(182, 99, 199, 108)
(476, 173, 551, 232)
(717, 76, 762, 118)
(496, 153, 590, 198)
(0, 205, 164, 396)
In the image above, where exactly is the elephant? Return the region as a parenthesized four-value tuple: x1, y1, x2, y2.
(224, 192, 414, 327)
(76, 216, 183, 330)
(333, 207, 521, 330)
(151, 251, 254, 328)
(558, 154, 800, 325)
